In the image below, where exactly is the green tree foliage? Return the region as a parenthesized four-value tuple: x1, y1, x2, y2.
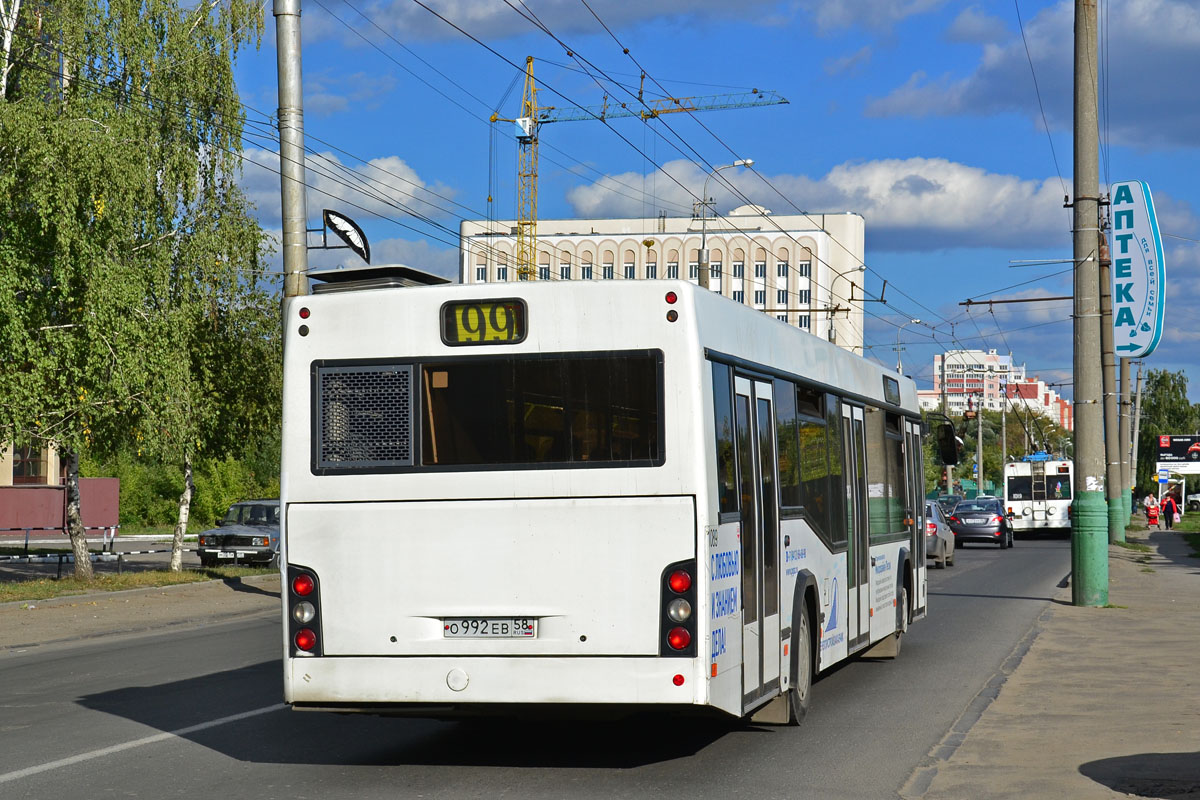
(921, 407, 1071, 497)
(1135, 370, 1197, 492)
(0, 0, 267, 578)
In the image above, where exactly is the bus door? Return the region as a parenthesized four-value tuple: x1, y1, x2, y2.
(906, 419, 925, 615)
(841, 404, 871, 650)
(734, 377, 781, 708)
(1031, 461, 1047, 523)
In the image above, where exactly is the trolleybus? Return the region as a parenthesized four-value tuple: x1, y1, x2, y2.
(279, 270, 945, 723)
(1003, 454, 1072, 535)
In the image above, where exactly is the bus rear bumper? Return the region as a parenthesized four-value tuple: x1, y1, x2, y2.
(285, 655, 703, 709)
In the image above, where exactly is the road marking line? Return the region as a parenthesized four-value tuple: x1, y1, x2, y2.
(0, 703, 286, 784)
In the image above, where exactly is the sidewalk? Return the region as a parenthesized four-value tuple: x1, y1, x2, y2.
(0, 573, 280, 653)
(902, 527, 1200, 799)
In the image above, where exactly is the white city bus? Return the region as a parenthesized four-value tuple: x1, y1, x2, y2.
(1003, 456, 1072, 535)
(279, 271, 931, 723)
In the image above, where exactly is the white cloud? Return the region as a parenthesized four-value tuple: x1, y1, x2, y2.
(305, 71, 397, 118)
(866, 0, 1200, 148)
(824, 46, 872, 76)
(796, 0, 946, 33)
(305, 0, 781, 44)
(944, 5, 1008, 44)
(566, 157, 1071, 251)
(239, 148, 461, 228)
(370, 237, 460, 279)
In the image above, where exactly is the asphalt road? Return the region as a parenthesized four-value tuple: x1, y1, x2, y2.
(0, 537, 1071, 800)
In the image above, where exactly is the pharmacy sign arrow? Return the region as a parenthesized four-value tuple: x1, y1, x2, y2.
(1109, 180, 1165, 358)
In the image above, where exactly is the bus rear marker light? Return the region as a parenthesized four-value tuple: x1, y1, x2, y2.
(666, 310, 678, 322)
(672, 674, 685, 686)
(292, 574, 315, 597)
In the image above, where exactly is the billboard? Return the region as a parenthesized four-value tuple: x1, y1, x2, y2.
(1109, 180, 1165, 359)
(1156, 435, 1200, 463)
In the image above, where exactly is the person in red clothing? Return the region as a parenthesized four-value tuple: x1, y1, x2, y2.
(1147, 498, 1160, 529)
(1161, 493, 1179, 530)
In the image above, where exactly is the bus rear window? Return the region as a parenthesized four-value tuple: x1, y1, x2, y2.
(421, 351, 662, 467)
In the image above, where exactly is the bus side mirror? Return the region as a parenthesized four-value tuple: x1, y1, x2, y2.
(935, 422, 960, 466)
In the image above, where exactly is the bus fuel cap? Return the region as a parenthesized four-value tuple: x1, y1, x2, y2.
(446, 668, 469, 692)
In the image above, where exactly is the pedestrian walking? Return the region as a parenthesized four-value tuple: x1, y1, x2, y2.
(1162, 493, 1179, 530)
(1147, 497, 1161, 529)
(1143, 491, 1156, 521)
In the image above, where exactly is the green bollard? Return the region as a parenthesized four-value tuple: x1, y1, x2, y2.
(1072, 491, 1110, 607)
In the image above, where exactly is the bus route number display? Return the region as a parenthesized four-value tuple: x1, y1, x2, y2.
(441, 299, 527, 346)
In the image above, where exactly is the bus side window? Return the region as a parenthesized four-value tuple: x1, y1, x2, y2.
(775, 379, 800, 507)
(712, 362, 738, 515)
(824, 394, 847, 549)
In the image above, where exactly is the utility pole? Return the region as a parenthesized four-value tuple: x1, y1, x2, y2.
(275, 0, 309, 299)
(1002, 379, 1008, 467)
(1071, 0, 1107, 606)
(1099, 234, 1123, 543)
(1119, 357, 1132, 520)
(941, 353, 953, 495)
(1131, 362, 1144, 493)
(976, 392, 984, 496)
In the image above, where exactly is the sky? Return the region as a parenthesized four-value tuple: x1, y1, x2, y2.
(231, 0, 1200, 400)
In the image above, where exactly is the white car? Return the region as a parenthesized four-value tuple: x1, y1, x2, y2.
(925, 500, 956, 568)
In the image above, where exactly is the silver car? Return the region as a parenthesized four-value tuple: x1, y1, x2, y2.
(925, 500, 955, 568)
(197, 500, 281, 567)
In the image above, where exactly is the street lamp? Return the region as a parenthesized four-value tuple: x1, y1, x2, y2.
(827, 263, 865, 346)
(698, 159, 753, 290)
(895, 318, 921, 374)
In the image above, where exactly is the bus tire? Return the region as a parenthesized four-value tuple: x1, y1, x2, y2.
(787, 604, 813, 726)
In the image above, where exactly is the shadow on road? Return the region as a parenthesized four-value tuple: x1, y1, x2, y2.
(1079, 752, 1200, 799)
(216, 575, 280, 599)
(78, 661, 735, 768)
(928, 592, 1056, 602)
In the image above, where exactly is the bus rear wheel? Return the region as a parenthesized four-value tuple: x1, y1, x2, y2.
(787, 605, 813, 725)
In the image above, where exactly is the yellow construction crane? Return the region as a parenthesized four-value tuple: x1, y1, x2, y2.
(490, 56, 788, 278)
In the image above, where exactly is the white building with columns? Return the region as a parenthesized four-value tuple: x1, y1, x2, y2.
(458, 206, 867, 353)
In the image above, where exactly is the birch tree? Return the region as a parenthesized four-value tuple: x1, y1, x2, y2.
(0, 0, 267, 578)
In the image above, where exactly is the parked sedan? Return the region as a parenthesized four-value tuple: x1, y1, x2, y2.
(197, 500, 281, 567)
(925, 500, 955, 568)
(947, 498, 1013, 549)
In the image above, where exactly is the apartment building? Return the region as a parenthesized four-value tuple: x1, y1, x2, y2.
(459, 205, 867, 353)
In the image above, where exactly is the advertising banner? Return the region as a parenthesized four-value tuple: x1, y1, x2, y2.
(1109, 180, 1165, 359)
(1156, 435, 1200, 463)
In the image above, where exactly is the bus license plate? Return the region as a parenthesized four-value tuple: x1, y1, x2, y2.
(443, 618, 536, 638)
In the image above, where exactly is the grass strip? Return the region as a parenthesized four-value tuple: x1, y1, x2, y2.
(0, 566, 274, 604)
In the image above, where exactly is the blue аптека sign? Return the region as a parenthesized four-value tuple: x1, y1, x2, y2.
(1109, 180, 1165, 359)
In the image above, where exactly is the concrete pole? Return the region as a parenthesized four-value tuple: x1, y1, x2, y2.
(1119, 357, 1132, 520)
(1001, 359, 1009, 466)
(941, 355, 953, 495)
(1099, 237, 1123, 543)
(1131, 362, 1144, 494)
(275, 0, 309, 298)
(977, 393, 984, 496)
(1071, 0, 1107, 606)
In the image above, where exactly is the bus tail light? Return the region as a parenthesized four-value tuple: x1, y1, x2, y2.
(295, 628, 317, 652)
(667, 627, 691, 650)
(660, 559, 697, 657)
(288, 565, 323, 657)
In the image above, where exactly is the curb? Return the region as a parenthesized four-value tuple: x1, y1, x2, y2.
(0, 572, 280, 611)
